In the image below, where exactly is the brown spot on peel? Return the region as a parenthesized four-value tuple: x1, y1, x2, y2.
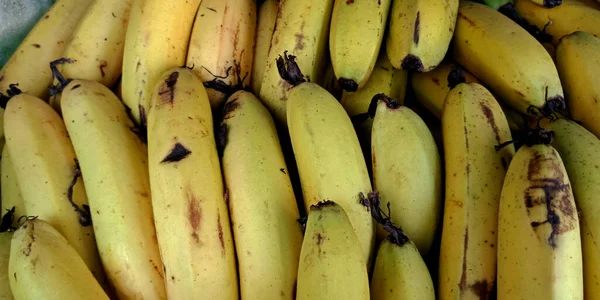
(223, 97, 241, 120)
(161, 143, 191, 163)
(413, 12, 420, 45)
(99, 61, 107, 78)
(32, 44, 41, 48)
(187, 193, 201, 244)
(458, 227, 468, 292)
(346, 0, 354, 3)
(71, 84, 81, 90)
(480, 103, 501, 143)
(458, 12, 477, 27)
(217, 213, 225, 256)
(157, 72, 179, 105)
(315, 233, 325, 256)
(469, 280, 491, 299)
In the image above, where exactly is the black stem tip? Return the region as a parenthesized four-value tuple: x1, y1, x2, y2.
(366, 93, 402, 118)
(310, 200, 336, 211)
(0, 83, 22, 109)
(49, 57, 74, 96)
(359, 191, 409, 247)
(447, 65, 466, 89)
(276, 51, 307, 86)
(338, 78, 359, 92)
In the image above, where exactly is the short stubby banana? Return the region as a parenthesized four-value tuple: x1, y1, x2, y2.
(221, 90, 303, 300)
(122, 0, 201, 126)
(1, 146, 25, 228)
(3, 94, 105, 283)
(555, 31, 600, 138)
(438, 83, 515, 300)
(296, 201, 369, 300)
(260, 0, 334, 125)
(287, 82, 375, 265)
(251, 0, 279, 95)
(514, 0, 600, 46)
(147, 68, 238, 299)
(453, 2, 564, 117)
(8, 219, 109, 300)
(0, 232, 12, 300)
(187, 0, 256, 110)
(61, 80, 167, 299)
(497, 143, 583, 299)
(329, 0, 392, 91)
(386, 0, 458, 72)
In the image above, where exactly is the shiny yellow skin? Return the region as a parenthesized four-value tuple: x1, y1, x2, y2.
(1, 147, 25, 228)
(4, 94, 104, 284)
(251, 0, 279, 95)
(121, 0, 201, 125)
(61, 80, 166, 299)
(187, 0, 256, 109)
(371, 102, 442, 255)
(556, 31, 600, 138)
(260, 0, 334, 125)
(453, 2, 563, 116)
(147, 68, 238, 299)
(296, 202, 369, 300)
(0, 232, 13, 300)
(8, 219, 109, 300)
(287, 82, 375, 266)
(386, 0, 458, 71)
(329, 0, 392, 90)
(498, 144, 583, 299)
(438, 83, 515, 300)
(221, 91, 303, 300)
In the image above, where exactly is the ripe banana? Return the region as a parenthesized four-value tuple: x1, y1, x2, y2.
(555, 31, 600, 138)
(60, 79, 166, 299)
(3, 94, 105, 284)
(287, 81, 375, 265)
(529, 0, 563, 7)
(514, 0, 600, 46)
(260, 0, 334, 125)
(385, 0, 458, 72)
(453, 2, 564, 117)
(147, 68, 238, 299)
(296, 201, 369, 300)
(251, 0, 279, 95)
(8, 219, 109, 300)
(439, 83, 515, 299)
(1, 146, 25, 228)
(121, 0, 201, 126)
(329, 0, 392, 91)
(0, 232, 12, 300)
(371, 96, 442, 255)
(187, 0, 256, 110)
(497, 143, 583, 299)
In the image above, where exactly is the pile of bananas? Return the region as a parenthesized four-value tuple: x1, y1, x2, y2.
(0, 0, 599, 299)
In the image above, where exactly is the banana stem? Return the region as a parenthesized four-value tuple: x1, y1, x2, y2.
(276, 51, 307, 86)
(360, 191, 410, 247)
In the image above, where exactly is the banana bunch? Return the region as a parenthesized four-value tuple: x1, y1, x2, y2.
(251, 0, 279, 95)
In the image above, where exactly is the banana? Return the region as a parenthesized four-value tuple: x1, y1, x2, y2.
(259, 0, 334, 125)
(220, 90, 303, 300)
(329, 0, 392, 91)
(147, 68, 237, 299)
(287, 80, 375, 266)
(1, 146, 25, 228)
(453, 1, 564, 117)
(555, 31, 600, 138)
(385, 0, 458, 72)
(8, 219, 109, 300)
(438, 83, 515, 300)
(296, 201, 369, 300)
(251, 0, 279, 95)
(3, 93, 105, 284)
(61, 80, 166, 299)
(514, 0, 600, 46)
(187, 0, 256, 110)
(0, 232, 12, 300)
(121, 0, 201, 126)
(497, 143, 583, 299)
(0, 0, 94, 99)
(529, 0, 563, 7)
(371, 95, 442, 255)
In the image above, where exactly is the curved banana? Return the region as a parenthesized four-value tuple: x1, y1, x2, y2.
(497, 143, 583, 299)
(386, 0, 458, 72)
(122, 0, 201, 126)
(3, 94, 105, 283)
(453, 2, 564, 117)
(555, 31, 600, 138)
(1, 146, 25, 228)
(187, 0, 256, 109)
(0, 232, 12, 300)
(61, 79, 166, 299)
(438, 83, 515, 300)
(147, 68, 238, 299)
(329, 0, 392, 91)
(296, 201, 369, 300)
(251, 0, 279, 95)
(8, 219, 109, 300)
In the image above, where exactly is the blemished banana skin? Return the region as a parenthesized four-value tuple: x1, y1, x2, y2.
(251, 0, 279, 95)
(0, 232, 13, 300)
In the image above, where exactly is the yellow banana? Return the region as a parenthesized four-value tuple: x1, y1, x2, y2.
(61, 80, 166, 299)
(147, 68, 237, 299)
(529, 0, 563, 7)
(187, 0, 256, 110)
(385, 0, 458, 72)
(251, 0, 279, 95)
(1, 147, 25, 228)
(453, 1, 564, 117)
(329, 0, 392, 91)
(555, 31, 600, 138)
(438, 83, 515, 300)
(220, 90, 303, 300)
(121, 0, 201, 126)
(260, 0, 334, 125)
(8, 219, 109, 300)
(497, 143, 583, 299)
(296, 201, 369, 300)
(3, 93, 105, 284)
(0, 232, 12, 300)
